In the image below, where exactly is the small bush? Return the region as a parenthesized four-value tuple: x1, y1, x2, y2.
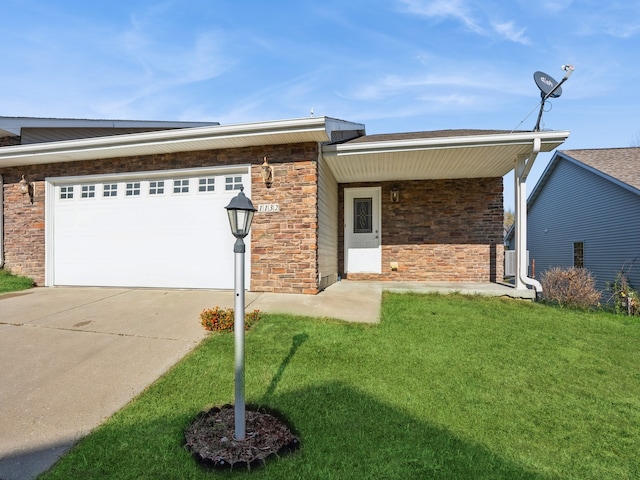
(606, 270, 639, 316)
(200, 307, 261, 332)
(540, 267, 601, 309)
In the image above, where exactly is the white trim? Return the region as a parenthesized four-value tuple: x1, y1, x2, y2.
(44, 181, 55, 286)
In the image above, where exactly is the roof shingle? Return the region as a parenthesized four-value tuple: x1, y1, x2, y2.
(561, 147, 640, 191)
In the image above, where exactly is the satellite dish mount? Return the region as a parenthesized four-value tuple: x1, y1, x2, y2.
(533, 65, 574, 131)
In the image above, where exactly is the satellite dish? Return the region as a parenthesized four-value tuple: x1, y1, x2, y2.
(534, 71, 562, 98)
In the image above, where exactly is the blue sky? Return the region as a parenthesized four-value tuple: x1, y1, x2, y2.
(2, 0, 639, 209)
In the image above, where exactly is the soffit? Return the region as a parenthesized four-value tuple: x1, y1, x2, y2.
(322, 130, 570, 182)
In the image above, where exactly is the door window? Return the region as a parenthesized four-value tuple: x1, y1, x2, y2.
(353, 198, 373, 233)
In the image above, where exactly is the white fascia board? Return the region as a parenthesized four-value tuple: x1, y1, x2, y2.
(323, 130, 570, 156)
(0, 117, 340, 167)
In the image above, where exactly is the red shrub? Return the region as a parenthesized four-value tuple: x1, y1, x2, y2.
(200, 307, 261, 332)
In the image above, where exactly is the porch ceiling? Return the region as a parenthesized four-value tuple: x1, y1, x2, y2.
(322, 130, 570, 182)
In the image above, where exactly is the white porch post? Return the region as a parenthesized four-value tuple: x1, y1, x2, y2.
(514, 138, 543, 295)
(514, 156, 527, 290)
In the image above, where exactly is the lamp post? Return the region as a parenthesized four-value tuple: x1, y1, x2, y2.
(224, 187, 256, 441)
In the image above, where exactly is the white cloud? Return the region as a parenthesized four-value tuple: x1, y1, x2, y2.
(397, 0, 484, 34)
(397, 0, 531, 45)
(492, 21, 531, 45)
(539, 0, 574, 13)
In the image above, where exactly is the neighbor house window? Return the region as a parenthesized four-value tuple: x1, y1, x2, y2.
(103, 184, 117, 197)
(81, 185, 95, 198)
(199, 177, 215, 192)
(353, 197, 373, 233)
(225, 176, 242, 191)
(125, 182, 141, 196)
(173, 179, 189, 194)
(60, 186, 74, 200)
(573, 241, 584, 268)
(149, 180, 165, 195)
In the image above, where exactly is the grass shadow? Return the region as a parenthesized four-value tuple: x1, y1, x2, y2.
(263, 381, 551, 480)
(261, 333, 308, 403)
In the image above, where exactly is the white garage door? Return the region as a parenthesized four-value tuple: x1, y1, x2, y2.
(46, 167, 251, 289)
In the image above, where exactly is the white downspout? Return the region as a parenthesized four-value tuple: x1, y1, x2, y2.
(514, 137, 543, 297)
(0, 174, 4, 268)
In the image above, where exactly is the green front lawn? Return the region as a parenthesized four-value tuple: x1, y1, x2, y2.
(0, 268, 34, 294)
(40, 293, 640, 479)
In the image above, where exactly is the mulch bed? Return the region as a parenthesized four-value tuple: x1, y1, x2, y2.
(185, 404, 300, 471)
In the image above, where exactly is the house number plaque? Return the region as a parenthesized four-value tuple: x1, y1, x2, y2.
(258, 203, 280, 213)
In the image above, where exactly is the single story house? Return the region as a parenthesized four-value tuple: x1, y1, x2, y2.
(0, 115, 569, 295)
(506, 147, 640, 294)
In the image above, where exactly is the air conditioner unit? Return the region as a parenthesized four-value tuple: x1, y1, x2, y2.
(504, 250, 529, 277)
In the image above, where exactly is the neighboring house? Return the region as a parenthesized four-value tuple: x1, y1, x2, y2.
(0, 115, 569, 294)
(507, 147, 640, 294)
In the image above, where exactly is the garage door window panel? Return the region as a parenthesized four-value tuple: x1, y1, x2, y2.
(225, 176, 243, 191)
(81, 185, 96, 199)
(199, 177, 216, 193)
(126, 182, 141, 197)
(60, 186, 74, 200)
(103, 184, 118, 197)
(149, 180, 165, 195)
(173, 179, 189, 194)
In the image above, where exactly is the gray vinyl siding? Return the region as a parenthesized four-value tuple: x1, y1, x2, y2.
(528, 158, 640, 295)
(317, 154, 339, 291)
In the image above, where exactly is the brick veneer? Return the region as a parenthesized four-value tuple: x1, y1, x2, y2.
(339, 179, 504, 282)
(0, 142, 320, 293)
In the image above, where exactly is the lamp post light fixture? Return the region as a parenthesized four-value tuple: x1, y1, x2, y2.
(260, 156, 274, 188)
(18, 175, 34, 203)
(224, 186, 256, 441)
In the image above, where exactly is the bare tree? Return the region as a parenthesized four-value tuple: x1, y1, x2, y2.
(504, 209, 515, 230)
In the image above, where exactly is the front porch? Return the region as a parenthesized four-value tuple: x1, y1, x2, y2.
(369, 280, 536, 299)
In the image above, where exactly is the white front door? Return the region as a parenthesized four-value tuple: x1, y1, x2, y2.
(345, 187, 381, 274)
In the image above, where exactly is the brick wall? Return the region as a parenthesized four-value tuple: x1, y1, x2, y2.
(1, 177, 45, 281)
(339, 179, 504, 282)
(0, 142, 320, 293)
(251, 158, 319, 294)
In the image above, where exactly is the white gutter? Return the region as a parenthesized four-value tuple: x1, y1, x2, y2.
(0, 117, 364, 168)
(514, 136, 543, 296)
(323, 130, 569, 156)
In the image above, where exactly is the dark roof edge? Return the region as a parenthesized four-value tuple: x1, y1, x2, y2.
(0, 116, 219, 137)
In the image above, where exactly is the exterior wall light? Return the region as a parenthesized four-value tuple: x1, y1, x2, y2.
(261, 156, 274, 188)
(390, 185, 399, 203)
(224, 186, 257, 441)
(18, 175, 34, 203)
